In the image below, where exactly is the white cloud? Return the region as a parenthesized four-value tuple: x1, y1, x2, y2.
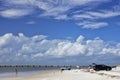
(54, 15, 68, 20)
(0, 9, 32, 18)
(72, 14, 93, 20)
(76, 35, 85, 43)
(66, 0, 102, 6)
(40, 6, 70, 17)
(72, 10, 120, 29)
(1, 0, 118, 29)
(26, 21, 35, 24)
(37, 0, 103, 18)
(0, 0, 108, 18)
(86, 37, 105, 55)
(0, 33, 120, 64)
(6, 0, 36, 5)
(72, 10, 120, 20)
(77, 21, 108, 29)
(35, 1, 53, 11)
(86, 10, 120, 19)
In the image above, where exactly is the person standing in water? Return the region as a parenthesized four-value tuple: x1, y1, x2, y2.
(15, 67, 18, 76)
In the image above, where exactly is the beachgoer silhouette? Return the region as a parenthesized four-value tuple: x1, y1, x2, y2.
(15, 68, 18, 76)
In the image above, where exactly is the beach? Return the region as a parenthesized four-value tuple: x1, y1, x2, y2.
(0, 69, 120, 80)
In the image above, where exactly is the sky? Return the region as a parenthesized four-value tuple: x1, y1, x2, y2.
(0, 0, 120, 65)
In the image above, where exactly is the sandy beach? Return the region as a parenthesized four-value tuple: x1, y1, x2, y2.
(0, 69, 120, 80)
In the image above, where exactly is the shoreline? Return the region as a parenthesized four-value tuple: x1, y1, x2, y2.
(0, 69, 58, 79)
(0, 69, 120, 80)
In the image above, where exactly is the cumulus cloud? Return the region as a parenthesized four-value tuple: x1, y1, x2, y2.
(0, 33, 120, 64)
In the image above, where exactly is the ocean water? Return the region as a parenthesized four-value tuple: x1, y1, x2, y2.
(0, 66, 59, 78)
(0, 70, 42, 78)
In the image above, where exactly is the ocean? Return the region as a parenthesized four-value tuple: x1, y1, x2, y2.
(0, 65, 60, 78)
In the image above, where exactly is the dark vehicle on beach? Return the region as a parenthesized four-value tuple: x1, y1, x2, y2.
(60, 67, 71, 71)
(92, 64, 112, 71)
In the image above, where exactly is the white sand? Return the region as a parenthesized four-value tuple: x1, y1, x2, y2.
(0, 69, 120, 80)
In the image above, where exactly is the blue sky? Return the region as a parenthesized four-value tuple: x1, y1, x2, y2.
(0, 0, 120, 65)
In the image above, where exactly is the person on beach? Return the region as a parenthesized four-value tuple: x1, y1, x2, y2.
(15, 68, 18, 76)
(89, 65, 92, 69)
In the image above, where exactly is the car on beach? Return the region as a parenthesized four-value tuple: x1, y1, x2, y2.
(92, 64, 112, 71)
(60, 67, 71, 71)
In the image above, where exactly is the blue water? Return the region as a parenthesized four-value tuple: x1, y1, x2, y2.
(0, 66, 59, 78)
(0, 71, 42, 78)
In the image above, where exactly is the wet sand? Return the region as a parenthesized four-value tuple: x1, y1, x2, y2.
(0, 69, 120, 80)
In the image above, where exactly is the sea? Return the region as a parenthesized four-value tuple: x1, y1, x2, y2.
(0, 65, 60, 78)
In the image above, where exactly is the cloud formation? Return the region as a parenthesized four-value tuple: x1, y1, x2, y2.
(77, 21, 108, 29)
(0, 0, 120, 29)
(0, 33, 120, 64)
(0, 9, 32, 18)
(26, 21, 36, 24)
